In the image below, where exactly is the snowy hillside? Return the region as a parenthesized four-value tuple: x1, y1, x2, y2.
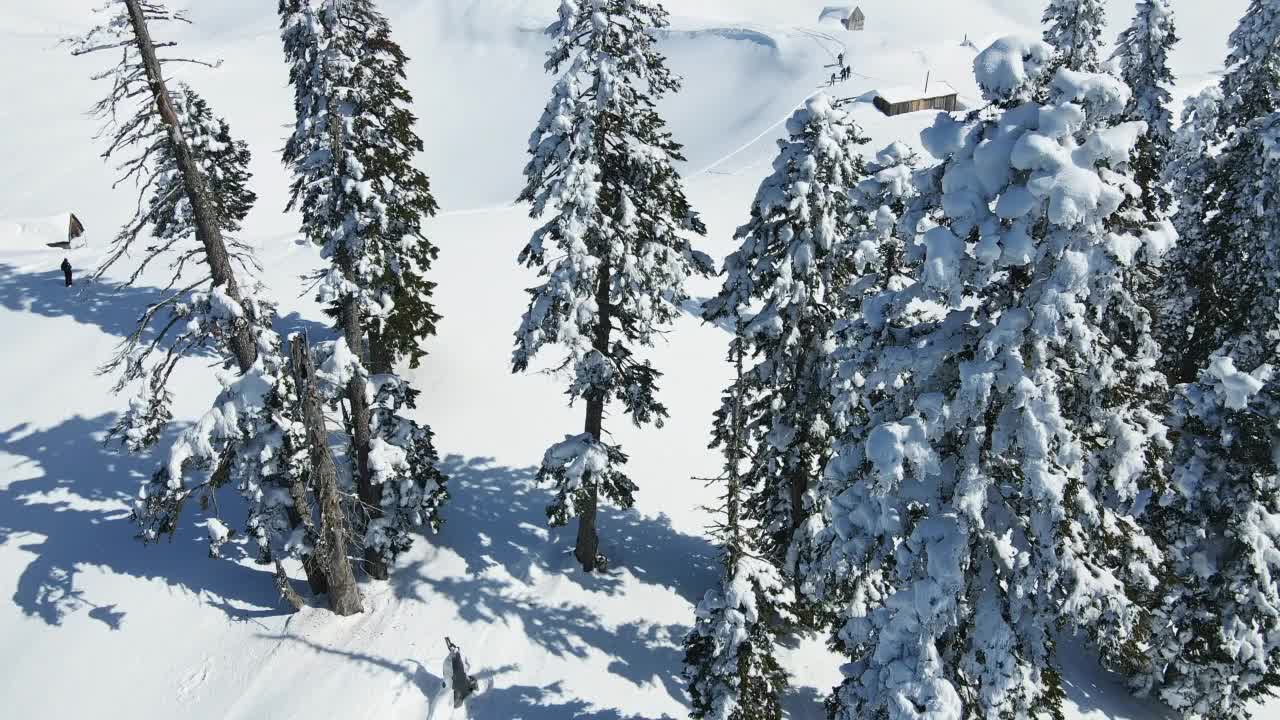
(0, 1, 1266, 719)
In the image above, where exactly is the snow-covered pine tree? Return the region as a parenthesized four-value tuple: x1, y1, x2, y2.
(1113, 0, 1178, 222)
(823, 36, 1166, 719)
(1153, 85, 1223, 380)
(1137, 4, 1280, 716)
(1043, 0, 1109, 73)
(1154, 0, 1280, 386)
(513, 0, 711, 572)
(683, 335, 791, 720)
(279, 0, 447, 580)
(701, 94, 866, 608)
(804, 141, 920, 615)
(70, 0, 361, 611)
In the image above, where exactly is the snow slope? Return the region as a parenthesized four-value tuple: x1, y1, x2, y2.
(0, 1, 1258, 718)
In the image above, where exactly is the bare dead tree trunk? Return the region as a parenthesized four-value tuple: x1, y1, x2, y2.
(273, 560, 307, 612)
(284, 468, 329, 596)
(577, 259, 613, 573)
(123, 0, 257, 373)
(290, 333, 363, 616)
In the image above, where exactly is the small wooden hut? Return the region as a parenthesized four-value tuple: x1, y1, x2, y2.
(68, 214, 85, 244)
(872, 82, 959, 116)
(848, 6, 865, 31)
(819, 6, 866, 31)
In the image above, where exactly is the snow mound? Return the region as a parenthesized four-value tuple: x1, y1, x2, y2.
(973, 35, 1051, 103)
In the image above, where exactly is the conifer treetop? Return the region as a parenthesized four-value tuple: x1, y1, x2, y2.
(1042, 0, 1109, 73)
(514, 0, 711, 406)
(280, 0, 441, 365)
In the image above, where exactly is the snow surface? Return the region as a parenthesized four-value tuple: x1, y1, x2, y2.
(0, 214, 85, 250)
(0, 1, 1264, 719)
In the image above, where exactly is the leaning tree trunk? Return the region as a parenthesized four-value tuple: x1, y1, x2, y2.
(577, 258, 613, 573)
(124, 0, 257, 374)
(284, 469, 329, 596)
(290, 333, 363, 616)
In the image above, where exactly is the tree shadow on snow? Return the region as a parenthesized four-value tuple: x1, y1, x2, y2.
(0, 262, 330, 350)
(1057, 635, 1176, 720)
(261, 633, 450, 700)
(392, 454, 720, 714)
(468, 681, 654, 720)
(0, 414, 292, 630)
(782, 685, 830, 720)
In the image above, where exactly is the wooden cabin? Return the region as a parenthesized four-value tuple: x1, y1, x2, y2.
(68, 213, 85, 244)
(873, 82, 959, 116)
(820, 5, 866, 31)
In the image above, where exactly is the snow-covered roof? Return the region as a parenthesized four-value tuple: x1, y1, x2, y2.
(875, 81, 959, 104)
(0, 213, 85, 248)
(819, 6, 855, 23)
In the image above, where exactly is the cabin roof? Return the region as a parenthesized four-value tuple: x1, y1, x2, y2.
(874, 81, 958, 104)
(819, 5, 855, 22)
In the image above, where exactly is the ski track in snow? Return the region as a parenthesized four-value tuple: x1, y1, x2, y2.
(694, 30, 851, 178)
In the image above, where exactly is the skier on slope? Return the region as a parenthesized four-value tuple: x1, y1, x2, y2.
(442, 637, 479, 708)
(61, 258, 73, 287)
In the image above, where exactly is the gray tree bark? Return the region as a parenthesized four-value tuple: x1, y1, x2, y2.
(123, 0, 257, 373)
(284, 468, 329, 596)
(726, 336, 745, 570)
(273, 560, 307, 612)
(577, 259, 613, 573)
(290, 333, 363, 616)
(338, 292, 385, 580)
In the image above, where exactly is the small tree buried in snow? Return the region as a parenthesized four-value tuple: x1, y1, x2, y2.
(683, 337, 791, 720)
(279, 0, 448, 580)
(701, 94, 868, 608)
(822, 36, 1167, 719)
(513, 0, 711, 572)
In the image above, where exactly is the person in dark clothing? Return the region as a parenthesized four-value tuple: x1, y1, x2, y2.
(61, 258, 73, 287)
(443, 637, 479, 708)
(838, 52, 844, 66)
